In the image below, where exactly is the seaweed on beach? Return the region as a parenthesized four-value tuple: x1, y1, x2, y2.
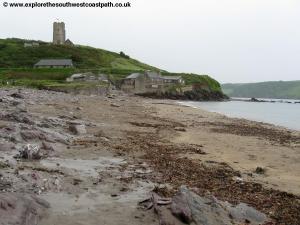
(117, 130, 300, 225)
(202, 121, 300, 145)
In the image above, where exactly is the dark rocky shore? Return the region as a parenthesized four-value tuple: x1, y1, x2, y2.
(138, 89, 229, 101)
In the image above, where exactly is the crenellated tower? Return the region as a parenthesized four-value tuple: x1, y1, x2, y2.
(53, 22, 66, 45)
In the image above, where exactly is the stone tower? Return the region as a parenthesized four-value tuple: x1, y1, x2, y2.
(53, 22, 66, 45)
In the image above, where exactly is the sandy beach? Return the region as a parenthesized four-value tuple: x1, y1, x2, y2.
(149, 100, 300, 196)
(0, 88, 299, 225)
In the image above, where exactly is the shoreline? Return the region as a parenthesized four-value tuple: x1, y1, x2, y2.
(144, 98, 300, 195)
(0, 88, 299, 225)
(177, 100, 300, 131)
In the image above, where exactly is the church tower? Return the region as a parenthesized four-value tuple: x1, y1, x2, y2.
(53, 22, 66, 45)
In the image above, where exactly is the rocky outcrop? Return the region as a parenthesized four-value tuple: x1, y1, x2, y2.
(138, 89, 229, 101)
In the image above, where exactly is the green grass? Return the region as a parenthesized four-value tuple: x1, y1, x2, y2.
(0, 38, 158, 70)
(0, 38, 223, 93)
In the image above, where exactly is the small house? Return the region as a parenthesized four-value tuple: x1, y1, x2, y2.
(34, 59, 74, 68)
(121, 71, 183, 94)
(163, 76, 185, 85)
(64, 39, 74, 46)
(24, 42, 39, 47)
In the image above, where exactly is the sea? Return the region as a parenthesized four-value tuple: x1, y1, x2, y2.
(178, 98, 300, 131)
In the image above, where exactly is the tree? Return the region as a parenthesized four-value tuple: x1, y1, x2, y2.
(119, 51, 130, 59)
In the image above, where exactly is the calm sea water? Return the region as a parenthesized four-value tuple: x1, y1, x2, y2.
(179, 98, 300, 131)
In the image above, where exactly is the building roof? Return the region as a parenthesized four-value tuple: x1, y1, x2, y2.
(34, 59, 73, 67)
(125, 71, 173, 80)
(162, 76, 182, 80)
(145, 71, 161, 79)
(125, 73, 142, 79)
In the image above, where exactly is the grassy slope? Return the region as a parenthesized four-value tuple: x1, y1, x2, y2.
(0, 38, 158, 70)
(222, 81, 300, 99)
(0, 38, 222, 92)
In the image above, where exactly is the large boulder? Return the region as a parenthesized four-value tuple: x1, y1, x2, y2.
(171, 186, 268, 225)
(0, 193, 50, 225)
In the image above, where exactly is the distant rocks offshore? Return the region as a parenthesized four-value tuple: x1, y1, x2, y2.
(243, 97, 300, 104)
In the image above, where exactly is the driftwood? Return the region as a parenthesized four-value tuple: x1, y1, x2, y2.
(139, 192, 183, 225)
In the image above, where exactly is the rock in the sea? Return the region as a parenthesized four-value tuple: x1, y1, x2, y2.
(250, 97, 260, 102)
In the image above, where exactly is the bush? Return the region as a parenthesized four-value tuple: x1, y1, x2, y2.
(119, 51, 130, 59)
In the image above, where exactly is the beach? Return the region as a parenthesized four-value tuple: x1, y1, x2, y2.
(149, 100, 300, 195)
(0, 88, 299, 225)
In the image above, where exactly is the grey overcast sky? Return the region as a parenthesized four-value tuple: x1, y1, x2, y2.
(0, 0, 299, 83)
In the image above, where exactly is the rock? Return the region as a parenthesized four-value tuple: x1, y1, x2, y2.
(0, 178, 12, 190)
(73, 178, 82, 185)
(111, 194, 119, 197)
(20, 130, 46, 141)
(100, 137, 110, 142)
(250, 97, 260, 102)
(255, 167, 266, 174)
(69, 124, 87, 135)
(150, 186, 269, 225)
(0, 162, 9, 169)
(171, 189, 192, 223)
(41, 141, 54, 151)
(0, 142, 14, 152)
(225, 203, 268, 225)
(0, 193, 49, 225)
(110, 103, 121, 107)
(18, 144, 41, 160)
(174, 127, 186, 132)
(9, 92, 24, 99)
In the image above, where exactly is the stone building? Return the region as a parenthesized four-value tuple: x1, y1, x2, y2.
(34, 59, 73, 68)
(53, 22, 66, 45)
(121, 71, 184, 94)
(24, 42, 39, 47)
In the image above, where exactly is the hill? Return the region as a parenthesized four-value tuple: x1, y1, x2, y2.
(0, 38, 158, 70)
(222, 81, 300, 99)
(0, 38, 223, 93)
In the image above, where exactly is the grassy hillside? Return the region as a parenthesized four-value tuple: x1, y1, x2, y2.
(0, 38, 223, 93)
(222, 81, 300, 99)
(0, 38, 157, 70)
